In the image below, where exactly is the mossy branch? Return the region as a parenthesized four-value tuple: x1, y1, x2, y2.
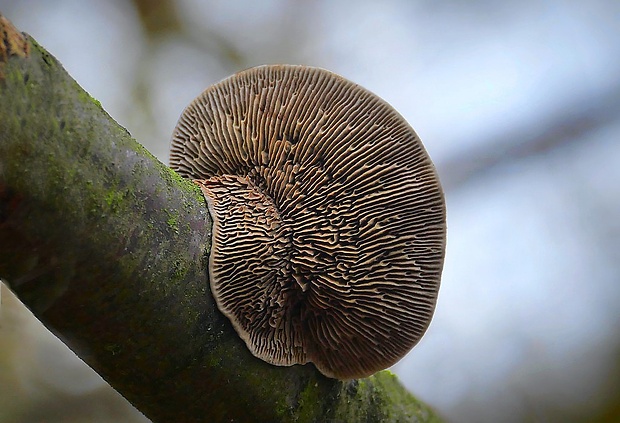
(0, 14, 441, 423)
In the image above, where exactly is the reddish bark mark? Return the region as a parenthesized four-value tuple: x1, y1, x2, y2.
(1, 14, 30, 80)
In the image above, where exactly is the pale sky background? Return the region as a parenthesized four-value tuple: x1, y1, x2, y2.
(1, 0, 619, 422)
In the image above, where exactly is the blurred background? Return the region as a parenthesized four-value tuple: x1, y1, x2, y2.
(1, 0, 619, 421)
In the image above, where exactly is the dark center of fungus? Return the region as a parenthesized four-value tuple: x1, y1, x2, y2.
(170, 65, 446, 380)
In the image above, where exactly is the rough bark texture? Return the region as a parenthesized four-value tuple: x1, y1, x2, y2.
(0, 14, 441, 423)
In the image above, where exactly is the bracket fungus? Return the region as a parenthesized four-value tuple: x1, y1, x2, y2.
(169, 65, 446, 380)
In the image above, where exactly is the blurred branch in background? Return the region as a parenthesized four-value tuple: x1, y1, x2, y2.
(439, 82, 620, 191)
(132, 0, 244, 65)
(133, 0, 182, 34)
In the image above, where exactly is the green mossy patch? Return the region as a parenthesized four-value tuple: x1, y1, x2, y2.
(292, 376, 325, 422)
(166, 211, 179, 234)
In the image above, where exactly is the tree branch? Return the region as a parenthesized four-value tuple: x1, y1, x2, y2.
(438, 82, 620, 192)
(0, 14, 440, 422)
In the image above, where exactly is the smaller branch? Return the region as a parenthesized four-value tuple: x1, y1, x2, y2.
(438, 83, 620, 191)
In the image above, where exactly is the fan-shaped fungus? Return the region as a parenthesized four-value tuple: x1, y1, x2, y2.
(170, 65, 446, 380)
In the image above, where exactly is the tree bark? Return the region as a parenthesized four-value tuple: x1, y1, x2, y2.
(0, 14, 441, 423)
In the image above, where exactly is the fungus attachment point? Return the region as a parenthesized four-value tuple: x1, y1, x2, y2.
(170, 65, 446, 380)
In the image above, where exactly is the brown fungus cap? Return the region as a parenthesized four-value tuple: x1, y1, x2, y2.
(170, 65, 446, 380)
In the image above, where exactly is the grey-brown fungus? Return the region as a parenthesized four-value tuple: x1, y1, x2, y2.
(169, 65, 446, 380)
